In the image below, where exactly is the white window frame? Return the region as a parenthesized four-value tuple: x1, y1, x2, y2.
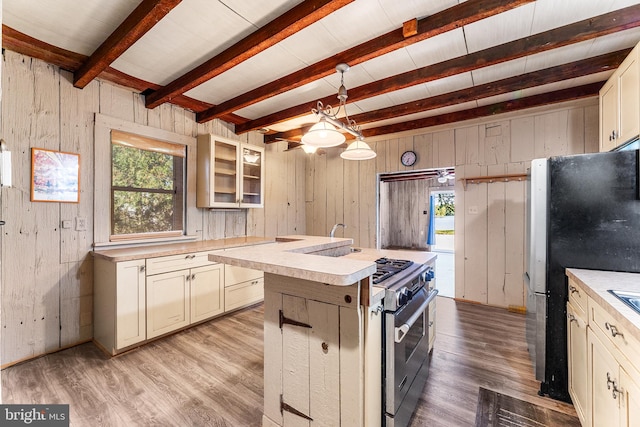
(94, 114, 194, 247)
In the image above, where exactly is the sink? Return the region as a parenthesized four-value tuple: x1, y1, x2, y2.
(608, 290, 640, 315)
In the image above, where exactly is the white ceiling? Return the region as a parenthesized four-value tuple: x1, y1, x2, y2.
(4, 0, 640, 137)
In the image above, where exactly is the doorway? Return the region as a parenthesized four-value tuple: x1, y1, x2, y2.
(377, 169, 455, 298)
(430, 189, 455, 298)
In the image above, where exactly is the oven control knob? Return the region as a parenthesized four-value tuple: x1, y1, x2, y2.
(397, 288, 411, 306)
(427, 270, 435, 281)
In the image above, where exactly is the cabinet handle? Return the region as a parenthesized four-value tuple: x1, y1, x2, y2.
(605, 322, 624, 338)
(569, 285, 579, 295)
(140, 265, 145, 273)
(606, 372, 621, 399)
(185, 254, 196, 260)
(191, 274, 196, 281)
(567, 313, 578, 325)
(429, 321, 434, 327)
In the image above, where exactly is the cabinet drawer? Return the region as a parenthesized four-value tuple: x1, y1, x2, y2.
(146, 251, 216, 276)
(589, 297, 640, 365)
(224, 264, 263, 287)
(225, 278, 264, 312)
(568, 278, 588, 314)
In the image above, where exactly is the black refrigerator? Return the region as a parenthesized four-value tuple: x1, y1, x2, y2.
(525, 148, 640, 402)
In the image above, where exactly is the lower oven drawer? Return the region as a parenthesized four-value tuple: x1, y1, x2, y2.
(385, 287, 437, 420)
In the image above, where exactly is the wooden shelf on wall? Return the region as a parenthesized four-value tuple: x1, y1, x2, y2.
(461, 173, 528, 189)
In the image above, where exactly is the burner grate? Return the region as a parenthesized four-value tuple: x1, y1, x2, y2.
(372, 258, 413, 284)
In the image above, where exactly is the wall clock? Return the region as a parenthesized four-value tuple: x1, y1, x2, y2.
(401, 150, 417, 166)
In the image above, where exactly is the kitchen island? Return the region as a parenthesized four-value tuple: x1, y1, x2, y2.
(208, 235, 437, 427)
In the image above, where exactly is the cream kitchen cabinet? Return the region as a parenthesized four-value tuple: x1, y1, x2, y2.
(146, 252, 225, 338)
(191, 264, 224, 322)
(197, 134, 265, 208)
(94, 258, 146, 355)
(588, 328, 640, 427)
(620, 367, 640, 427)
(567, 272, 640, 427)
(600, 42, 640, 152)
(146, 269, 190, 339)
(224, 264, 264, 312)
(567, 300, 589, 427)
(94, 250, 226, 355)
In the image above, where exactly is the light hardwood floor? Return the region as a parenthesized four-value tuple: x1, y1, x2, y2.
(1, 297, 577, 426)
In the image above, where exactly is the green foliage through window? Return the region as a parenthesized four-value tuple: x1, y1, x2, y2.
(111, 143, 184, 236)
(435, 193, 455, 216)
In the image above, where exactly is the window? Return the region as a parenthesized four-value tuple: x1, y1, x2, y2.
(110, 130, 186, 241)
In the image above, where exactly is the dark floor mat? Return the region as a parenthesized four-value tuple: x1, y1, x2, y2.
(475, 387, 581, 427)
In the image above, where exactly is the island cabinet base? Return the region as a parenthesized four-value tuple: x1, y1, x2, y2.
(262, 273, 382, 427)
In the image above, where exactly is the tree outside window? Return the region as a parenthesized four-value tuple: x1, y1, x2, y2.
(110, 131, 185, 240)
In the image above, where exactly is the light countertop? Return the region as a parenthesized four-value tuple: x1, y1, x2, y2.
(208, 235, 437, 286)
(567, 268, 640, 342)
(92, 236, 275, 262)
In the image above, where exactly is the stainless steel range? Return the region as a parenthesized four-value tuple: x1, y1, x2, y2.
(373, 257, 437, 427)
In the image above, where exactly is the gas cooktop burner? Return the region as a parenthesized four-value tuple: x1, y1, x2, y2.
(372, 257, 413, 284)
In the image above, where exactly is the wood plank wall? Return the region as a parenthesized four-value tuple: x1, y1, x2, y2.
(0, 48, 598, 366)
(0, 51, 303, 366)
(305, 101, 599, 309)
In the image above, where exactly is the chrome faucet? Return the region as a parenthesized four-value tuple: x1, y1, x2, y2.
(330, 223, 346, 238)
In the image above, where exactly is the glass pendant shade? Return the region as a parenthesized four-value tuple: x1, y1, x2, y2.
(301, 144, 317, 154)
(340, 139, 376, 160)
(301, 119, 346, 147)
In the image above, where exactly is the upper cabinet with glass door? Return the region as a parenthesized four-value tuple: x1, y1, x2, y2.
(197, 134, 265, 208)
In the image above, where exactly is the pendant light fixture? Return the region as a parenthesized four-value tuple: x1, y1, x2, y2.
(301, 63, 376, 160)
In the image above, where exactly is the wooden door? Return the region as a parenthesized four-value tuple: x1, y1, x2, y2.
(281, 294, 340, 426)
(380, 179, 430, 250)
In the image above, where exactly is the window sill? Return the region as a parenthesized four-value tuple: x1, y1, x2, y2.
(93, 234, 199, 250)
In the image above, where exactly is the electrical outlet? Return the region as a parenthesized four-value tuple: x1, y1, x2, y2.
(61, 220, 72, 229)
(75, 217, 87, 231)
(468, 206, 479, 214)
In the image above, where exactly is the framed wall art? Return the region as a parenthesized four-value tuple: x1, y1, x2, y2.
(31, 148, 80, 203)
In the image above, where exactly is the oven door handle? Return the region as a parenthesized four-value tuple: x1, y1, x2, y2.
(395, 289, 439, 343)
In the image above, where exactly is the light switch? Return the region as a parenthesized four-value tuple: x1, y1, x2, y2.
(75, 217, 87, 231)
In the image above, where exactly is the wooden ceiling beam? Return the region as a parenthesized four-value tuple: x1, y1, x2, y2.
(349, 49, 628, 125)
(262, 51, 625, 142)
(1, 25, 245, 124)
(198, 0, 534, 123)
(145, 0, 355, 109)
(244, 4, 640, 134)
(362, 82, 602, 138)
(264, 82, 602, 143)
(74, 0, 182, 89)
